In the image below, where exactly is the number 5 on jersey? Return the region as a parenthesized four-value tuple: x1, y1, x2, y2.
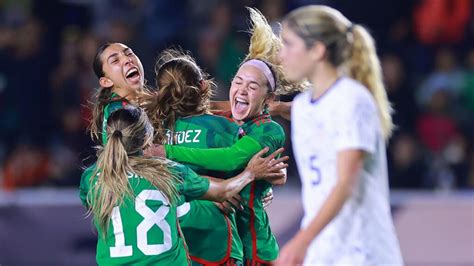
(309, 155, 321, 186)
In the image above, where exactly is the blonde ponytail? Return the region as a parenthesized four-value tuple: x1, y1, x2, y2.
(87, 107, 181, 236)
(90, 131, 133, 235)
(346, 25, 393, 139)
(284, 5, 393, 139)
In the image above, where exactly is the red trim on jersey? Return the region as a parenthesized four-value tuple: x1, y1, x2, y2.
(214, 112, 236, 124)
(176, 218, 191, 266)
(121, 101, 128, 108)
(249, 182, 258, 260)
(214, 111, 233, 119)
(250, 114, 271, 127)
(249, 183, 274, 265)
(190, 214, 233, 265)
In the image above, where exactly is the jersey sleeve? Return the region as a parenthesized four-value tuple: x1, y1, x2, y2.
(164, 135, 262, 171)
(335, 94, 377, 154)
(170, 163, 210, 202)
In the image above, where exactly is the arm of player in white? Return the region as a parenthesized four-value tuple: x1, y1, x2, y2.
(277, 149, 364, 265)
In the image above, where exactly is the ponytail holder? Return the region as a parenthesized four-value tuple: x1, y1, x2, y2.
(112, 130, 123, 139)
(346, 24, 355, 44)
(347, 23, 355, 34)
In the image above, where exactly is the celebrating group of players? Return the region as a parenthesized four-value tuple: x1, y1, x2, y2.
(80, 5, 403, 266)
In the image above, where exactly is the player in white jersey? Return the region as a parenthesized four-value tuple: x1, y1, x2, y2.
(276, 5, 403, 266)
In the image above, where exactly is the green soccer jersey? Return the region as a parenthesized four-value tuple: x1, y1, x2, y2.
(101, 93, 128, 144)
(165, 113, 285, 262)
(166, 114, 239, 176)
(166, 114, 245, 263)
(235, 114, 284, 262)
(79, 161, 210, 266)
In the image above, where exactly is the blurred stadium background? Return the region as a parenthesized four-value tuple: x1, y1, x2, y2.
(0, 0, 473, 265)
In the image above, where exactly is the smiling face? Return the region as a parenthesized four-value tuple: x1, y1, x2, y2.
(229, 64, 270, 123)
(99, 43, 144, 99)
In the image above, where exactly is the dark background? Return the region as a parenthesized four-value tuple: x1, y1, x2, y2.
(0, 1, 473, 265)
(0, 0, 473, 197)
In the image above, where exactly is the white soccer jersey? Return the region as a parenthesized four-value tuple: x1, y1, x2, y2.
(291, 77, 403, 265)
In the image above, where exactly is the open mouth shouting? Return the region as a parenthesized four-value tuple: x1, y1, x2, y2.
(125, 66, 141, 85)
(232, 96, 251, 121)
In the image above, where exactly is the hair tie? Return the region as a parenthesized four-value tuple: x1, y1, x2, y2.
(112, 130, 123, 139)
(347, 23, 355, 34)
(346, 23, 355, 44)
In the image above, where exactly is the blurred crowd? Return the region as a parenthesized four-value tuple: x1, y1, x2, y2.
(0, 0, 473, 191)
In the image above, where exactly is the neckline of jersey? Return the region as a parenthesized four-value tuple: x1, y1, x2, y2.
(309, 76, 343, 105)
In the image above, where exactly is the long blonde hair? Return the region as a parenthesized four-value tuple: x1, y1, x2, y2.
(243, 7, 307, 95)
(88, 106, 180, 236)
(284, 5, 393, 139)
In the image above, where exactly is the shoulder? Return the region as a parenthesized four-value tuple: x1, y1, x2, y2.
(80, 163, 97, 192)
(292, 90, 312, 115)
(200, 114, 237, 127)
(337, 78, 374, 103)
(334, 77, 377, 112)
(182, 114, 236, 126)
(163, 159, 191, 177)
(245, 115, 284, 136)
(294, 89, 311, 104)
(179, 114, 239, 134)
(105, 100, 128, 114)
(209, 113, 236, 123)
(249, 114, 273, 126)
(81, 163, 97, 180)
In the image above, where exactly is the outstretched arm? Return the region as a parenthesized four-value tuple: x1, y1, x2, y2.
(164, 136, 263, 171)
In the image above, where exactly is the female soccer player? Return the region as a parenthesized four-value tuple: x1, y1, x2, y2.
(147, 48, 247, 265)
(89, 42, 149, 144)
(150, 8, 304, 265)
(145, 48, 289, 265)
(80, 106, 287, 265)
(276, 5, 403, 265)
